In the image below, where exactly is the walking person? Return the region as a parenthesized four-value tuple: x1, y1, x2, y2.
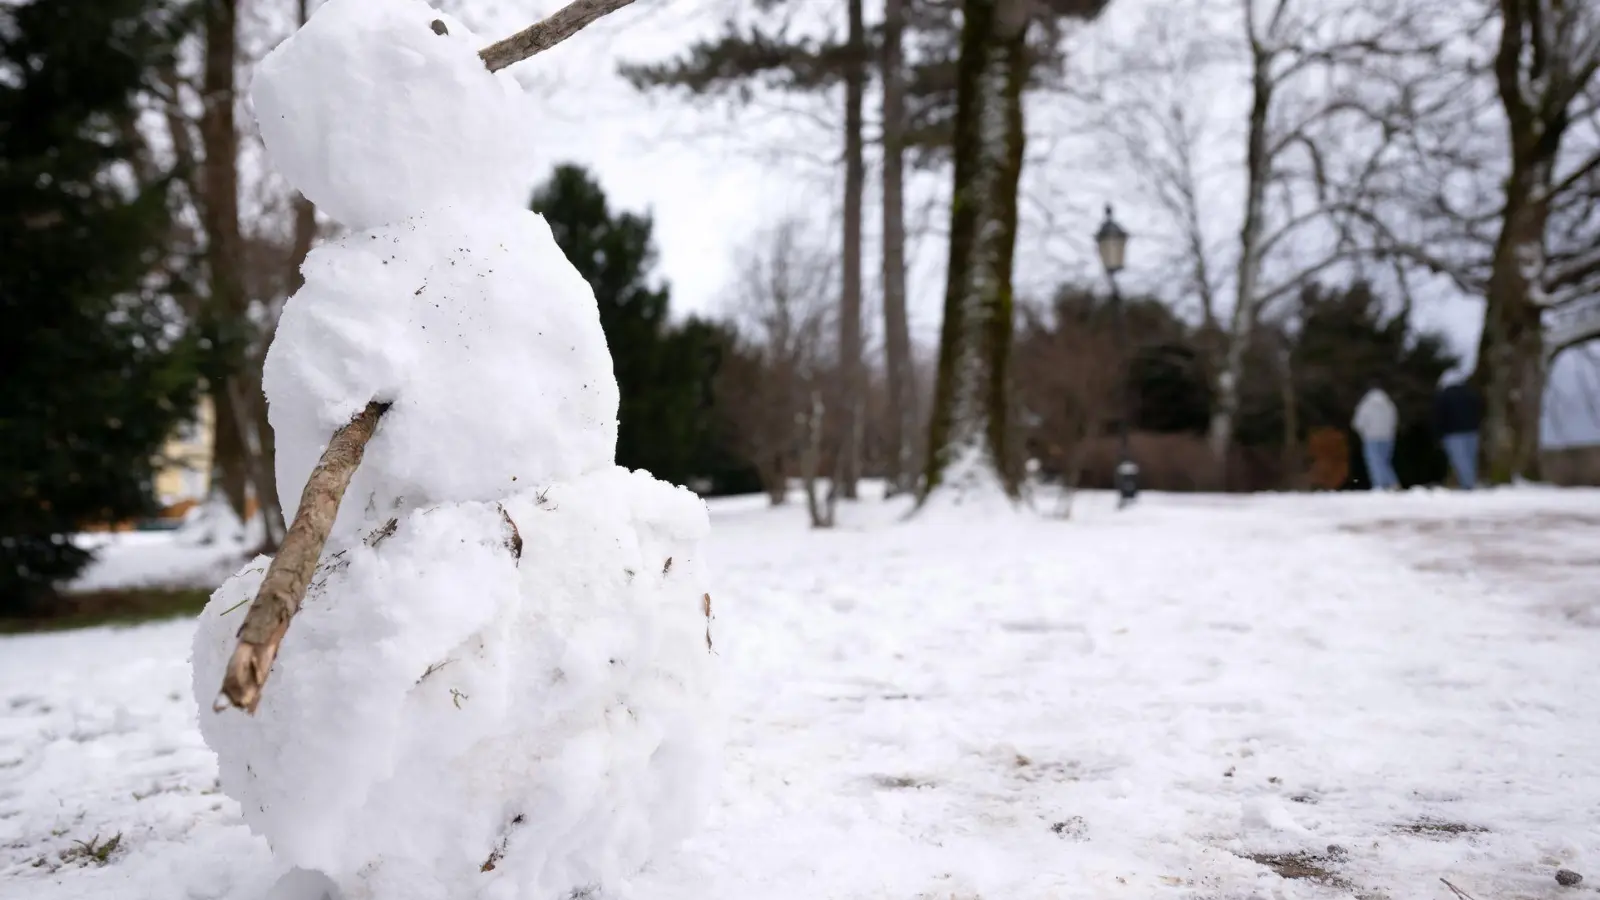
(1434, 372, 1483, 490)
(1352, 384, 1400, 491)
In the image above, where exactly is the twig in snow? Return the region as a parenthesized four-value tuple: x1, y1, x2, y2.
(364, 517, 398, 548)
(216, 401, 389, 714)
(1440, 878, 1480, 900)
(497, 503, 522, 564)
(478, 0, 637, 73)
(417, 659, 454, 685)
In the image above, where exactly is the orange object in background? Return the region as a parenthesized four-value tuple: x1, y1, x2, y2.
(79, 519, 136, 533)
(81, 494, 259, 533)
(1306, 427, 1350, 491)
(160, 498, 200, 520)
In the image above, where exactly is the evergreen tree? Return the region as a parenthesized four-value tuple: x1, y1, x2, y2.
(1015, 279, 1455, 491)
(0, 0, 200, 608)
(531, 165, 737, 489)
(675, 317, 765, 496)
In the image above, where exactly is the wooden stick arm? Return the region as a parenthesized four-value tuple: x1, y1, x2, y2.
(478, 0, 638, 72)
(216, 401, 388, 713)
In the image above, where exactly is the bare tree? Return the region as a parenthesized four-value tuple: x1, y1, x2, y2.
(1344, 0, 1600, 480)
(1208, 0, 1428, 476)
(1013, 294, 1124, 516)
(719, 219, 836, 512)
(1472, 0, 1599, 480)
(1091, 7, 1227, 332)
(1088, 0, 1455, 484)
(195, 0, 288, 548)
(199, 0, 247, 516)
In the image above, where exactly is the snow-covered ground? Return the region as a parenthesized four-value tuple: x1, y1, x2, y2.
(4, 487, 1598, 900)
(67, 499, 265, 594)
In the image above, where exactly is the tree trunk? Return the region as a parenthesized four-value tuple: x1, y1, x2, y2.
(1278, 344, 1301, 489)
(211, 389, 251, 516)
(880, 0, 916, 497)
(1206, 41, 1273, 490)
(834, 0, 866, 502)
(762, 452, 788, 505)
(200, 0, 252, 521)
(262, 194, 316, 536)
(226, 0, 319, 549)
(1475, 0, 1567, 484)
(289, 197, 317, 291)
(238, 370, 286, 548)
(918, 0, 1030, 504)
(288, 1, 318, 295)
(265, 0, 318, 543)
(1476, 166, 1550, 483)
(802, 392, 836, 527)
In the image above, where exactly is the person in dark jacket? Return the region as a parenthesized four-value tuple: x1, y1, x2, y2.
(1434, 372, 1483, 489)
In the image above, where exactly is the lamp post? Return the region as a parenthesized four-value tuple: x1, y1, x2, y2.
(1095, 205, 1138, 509)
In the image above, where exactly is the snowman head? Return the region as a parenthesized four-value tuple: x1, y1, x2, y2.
(252, 0, 536, 230)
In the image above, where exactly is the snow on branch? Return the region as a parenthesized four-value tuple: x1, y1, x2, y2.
(479, 0, 637, 72)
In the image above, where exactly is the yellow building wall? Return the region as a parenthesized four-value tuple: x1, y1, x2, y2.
(154, 394, 215, 510)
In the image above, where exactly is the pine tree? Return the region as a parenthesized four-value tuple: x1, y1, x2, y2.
(0, 0, 200, 608)
(531, 165, 726, 488)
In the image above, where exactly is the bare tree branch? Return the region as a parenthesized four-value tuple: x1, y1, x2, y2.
(479, 0, 638, 72)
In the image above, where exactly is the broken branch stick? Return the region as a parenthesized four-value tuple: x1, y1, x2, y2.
(217, 401, 389, 713)
(478, 0, 637, 72)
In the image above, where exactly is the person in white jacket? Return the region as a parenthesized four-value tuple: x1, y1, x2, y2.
(1351, 384, 1400, 490)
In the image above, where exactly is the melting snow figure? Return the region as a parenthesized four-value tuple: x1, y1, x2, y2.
(188, 1, 720, 898)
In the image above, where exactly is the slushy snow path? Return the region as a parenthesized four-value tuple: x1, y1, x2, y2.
(3, 488, 1597, 900)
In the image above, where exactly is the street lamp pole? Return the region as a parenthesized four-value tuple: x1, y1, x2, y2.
(1095, 205, 1139, 509)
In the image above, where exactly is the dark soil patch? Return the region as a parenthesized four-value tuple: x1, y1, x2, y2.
(871, 774, 934, 790)
(1240, 848, 1350, 887)
(1398, 819, 1488, 837)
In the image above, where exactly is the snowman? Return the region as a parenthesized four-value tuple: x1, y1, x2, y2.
(188, 1, 720, 898)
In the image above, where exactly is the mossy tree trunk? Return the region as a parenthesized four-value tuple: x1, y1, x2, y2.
(917, 0, 1030, 504)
